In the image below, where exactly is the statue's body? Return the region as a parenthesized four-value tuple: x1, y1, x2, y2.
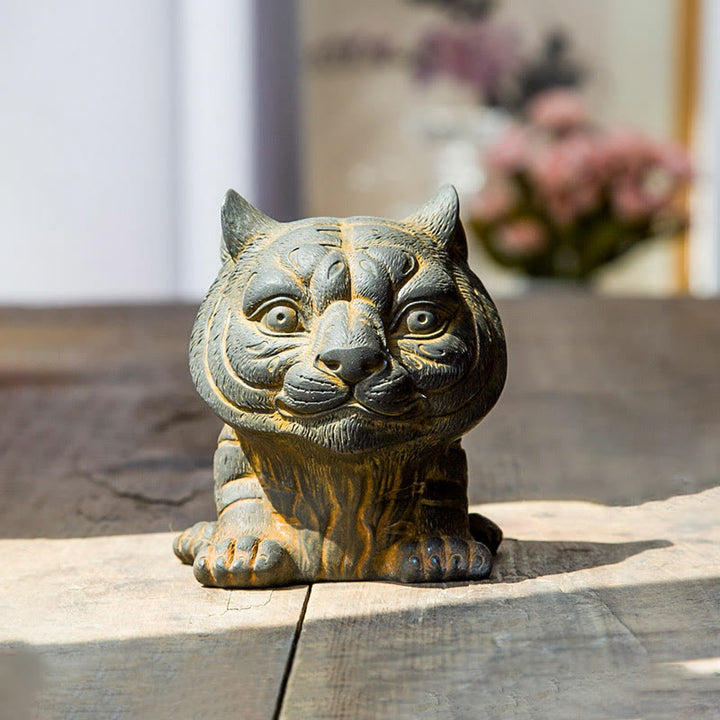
(174, 186, 506, 587)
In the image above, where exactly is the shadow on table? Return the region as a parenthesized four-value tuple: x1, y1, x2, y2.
(490, 537, 673, 583)
(0, 623, 295, 720)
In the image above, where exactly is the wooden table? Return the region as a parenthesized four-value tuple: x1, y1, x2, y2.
(1, 298, 718, 719)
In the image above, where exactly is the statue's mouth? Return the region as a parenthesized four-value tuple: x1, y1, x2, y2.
(274, 394, 424, 420)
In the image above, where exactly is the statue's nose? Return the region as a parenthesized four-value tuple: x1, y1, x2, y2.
(316, 347, 387, 384)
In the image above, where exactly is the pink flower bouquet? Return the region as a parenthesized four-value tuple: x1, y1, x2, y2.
(470, 89, 692, 280)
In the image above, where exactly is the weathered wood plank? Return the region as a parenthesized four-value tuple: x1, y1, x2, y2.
(465, 295, 720, 507)
(279, 488, 720, 720)
(0, 306, 220, 538)
(0, 532, 308, 720)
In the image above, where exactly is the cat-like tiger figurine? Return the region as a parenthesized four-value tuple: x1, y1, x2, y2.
(174, 186, 506, 587)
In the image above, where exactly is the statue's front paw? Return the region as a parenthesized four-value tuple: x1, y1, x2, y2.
(382, 536, 493, 583)
(173, 521, 216, 564)
(193, 535, 297, 588)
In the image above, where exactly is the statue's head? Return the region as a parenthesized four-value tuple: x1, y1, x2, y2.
(190, 186, 506, 454)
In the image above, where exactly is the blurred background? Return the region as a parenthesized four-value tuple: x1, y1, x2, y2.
(0, 0, 718, 304)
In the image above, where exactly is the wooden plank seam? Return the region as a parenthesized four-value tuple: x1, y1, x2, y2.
(273, 585, 313, 720)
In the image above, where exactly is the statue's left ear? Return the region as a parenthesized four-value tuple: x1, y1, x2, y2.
(402, 185, 468, 260)
(221, 189, 278, 261)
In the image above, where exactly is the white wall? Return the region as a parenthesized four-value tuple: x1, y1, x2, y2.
(0, 0, 177, 304)
(0, 0, 300, 305)
(175, 0, 257, 300)
(176, 0, 301, 300)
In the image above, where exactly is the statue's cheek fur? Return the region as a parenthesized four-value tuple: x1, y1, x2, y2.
(224, 313, 307, 389)
(395, 331, 474, 392)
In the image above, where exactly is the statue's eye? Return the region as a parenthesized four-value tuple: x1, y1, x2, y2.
(260, 303, 301, 334)
(397, 304, 447, 337)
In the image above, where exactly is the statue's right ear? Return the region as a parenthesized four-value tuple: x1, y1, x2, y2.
(221, 189, 278, 260)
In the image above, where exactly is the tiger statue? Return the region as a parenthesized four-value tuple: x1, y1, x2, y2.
(174, 185, 506, 587)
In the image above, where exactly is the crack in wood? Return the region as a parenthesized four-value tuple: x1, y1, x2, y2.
(85, 474, 205, 507)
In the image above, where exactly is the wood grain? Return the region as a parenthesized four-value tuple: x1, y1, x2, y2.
(0, 532, 308, 720)
(0, 306, 219, 538)
(465, 295, 720, 506)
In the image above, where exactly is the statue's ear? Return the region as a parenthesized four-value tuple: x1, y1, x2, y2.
(221, 189, 278, 260)
(402, 185, 467, 260)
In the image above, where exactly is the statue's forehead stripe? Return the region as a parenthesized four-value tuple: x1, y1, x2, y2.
(284, 243, 333, 280)
(348, 254, 392, 294)
(309, 250, 351, 310)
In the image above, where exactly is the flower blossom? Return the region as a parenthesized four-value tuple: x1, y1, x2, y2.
(528, 89, 589, 133)
(471, 87, 693, 279)
(598, 130, 693, 220)
(529, 134, 601, 225)
(495, 219, 547, 255)
(483, 124, 532, 174)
